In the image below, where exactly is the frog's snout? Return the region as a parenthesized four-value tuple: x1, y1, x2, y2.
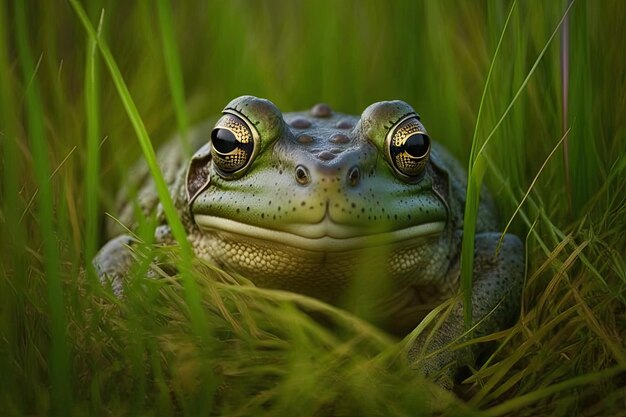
(293, 162, 361, 189)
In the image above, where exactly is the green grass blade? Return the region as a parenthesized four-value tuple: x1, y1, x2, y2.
(473, 1, 575, 161)
(0, 4, 28, 410)
(567, 1, 602, 214)
(498, 128, 571, 251)
(157, 0, 190, 154)
(84, 10, 103, 280)
(14, 2, 72, 414)
(483, 365, 626, 417)
(460, 0, 517, 329)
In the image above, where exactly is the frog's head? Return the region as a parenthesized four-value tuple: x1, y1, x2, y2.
(186, 96, 449, 297)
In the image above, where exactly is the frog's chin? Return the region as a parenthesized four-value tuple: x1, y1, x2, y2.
(193, 214, 445, 252)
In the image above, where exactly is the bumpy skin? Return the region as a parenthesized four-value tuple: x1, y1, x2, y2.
(95, 96, 524, 386)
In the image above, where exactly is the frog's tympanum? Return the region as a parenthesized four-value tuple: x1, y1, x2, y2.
(95, 96, 524, 387)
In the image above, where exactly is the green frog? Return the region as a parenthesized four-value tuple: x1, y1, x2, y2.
(95, 95, 524, 386)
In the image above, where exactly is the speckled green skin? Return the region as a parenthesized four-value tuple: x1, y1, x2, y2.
(95, 96, 524, 386)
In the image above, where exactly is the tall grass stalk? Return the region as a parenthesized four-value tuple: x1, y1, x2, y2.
(84, 10, 103, 280)
(460, 0, 517, 328)
(14, 2, 72, 414)
(157, 0, 190, 154)
(0, 3, 26, 409)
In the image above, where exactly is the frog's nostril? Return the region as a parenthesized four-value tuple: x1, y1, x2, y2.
(295, 165, 311, 185)
(347, 166, 360, 187)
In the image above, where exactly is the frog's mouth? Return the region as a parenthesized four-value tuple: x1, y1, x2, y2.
(193, 214, 445, 252)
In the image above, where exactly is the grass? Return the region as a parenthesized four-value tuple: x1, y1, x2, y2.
(1, 1, 625, 416)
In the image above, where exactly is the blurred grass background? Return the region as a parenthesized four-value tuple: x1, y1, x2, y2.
(1, 1, 625, 416)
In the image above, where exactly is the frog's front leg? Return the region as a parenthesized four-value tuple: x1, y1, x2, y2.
(407, 233, 524, 387)
(93, 225, 174, 296)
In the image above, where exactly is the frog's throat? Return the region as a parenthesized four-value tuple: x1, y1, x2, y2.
(193, 214, 445, 252)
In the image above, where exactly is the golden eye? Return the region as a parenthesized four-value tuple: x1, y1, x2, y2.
(210, 111, 258, 176)
(386, 115, 430, 178)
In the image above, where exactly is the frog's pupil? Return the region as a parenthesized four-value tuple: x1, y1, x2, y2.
(404, 134, 429, 158)
(212, 128, 238, 154)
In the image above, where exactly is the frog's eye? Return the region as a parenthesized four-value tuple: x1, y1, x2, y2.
(210, 111, 259, 176)
(386, 115, 431, 179)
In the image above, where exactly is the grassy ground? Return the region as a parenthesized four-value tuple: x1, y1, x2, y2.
(1, 1, 625, 416)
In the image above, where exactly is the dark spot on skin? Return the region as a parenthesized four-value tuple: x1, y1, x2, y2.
(351, 203, 356, 208)
(301, 201, 306, 206)
(261, 213, 265, 218)
(290, 117, 311, 128)
(236, 208, 240, 213)
(246, 207, 250, 211)
(297, 134, 313, 144)
(310, 103, 332, 117)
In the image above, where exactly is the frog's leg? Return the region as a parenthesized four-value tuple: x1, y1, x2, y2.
(93, 225, 174, 296)
(407, 233, 524, 387)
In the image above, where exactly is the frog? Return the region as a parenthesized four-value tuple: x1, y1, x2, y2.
(95, 95, 524, 387)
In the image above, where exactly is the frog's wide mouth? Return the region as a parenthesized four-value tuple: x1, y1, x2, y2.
(193, 214, 445, 252)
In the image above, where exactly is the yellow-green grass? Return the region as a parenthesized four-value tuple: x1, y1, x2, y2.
(1, 1, 624, 416)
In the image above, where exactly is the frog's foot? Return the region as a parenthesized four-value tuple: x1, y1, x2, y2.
(93, 234, 138, 297)
(407, 233, 524, 388)
(406, 319, 470, 389)
(94, 225, 176, 296)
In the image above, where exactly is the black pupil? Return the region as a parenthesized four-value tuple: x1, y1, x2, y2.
(404, 134, 429, 158)
(211, 128, 238, 154)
